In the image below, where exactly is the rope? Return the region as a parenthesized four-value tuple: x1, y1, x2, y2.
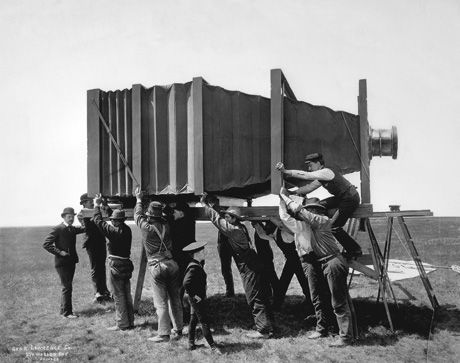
(92, 99, 140, 187)
(340, 112, 370, 181)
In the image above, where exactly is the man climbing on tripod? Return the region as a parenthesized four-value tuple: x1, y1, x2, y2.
(276, 153, 362, 258)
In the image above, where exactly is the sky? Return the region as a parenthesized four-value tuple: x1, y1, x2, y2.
(1, 0, 460, 226)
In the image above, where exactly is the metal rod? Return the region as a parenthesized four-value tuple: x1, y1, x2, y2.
(92, 99, 139, 188)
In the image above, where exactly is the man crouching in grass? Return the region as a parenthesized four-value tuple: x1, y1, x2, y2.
(92, 194, 135, 331)
(182, 241, 222, 354)
(43, 207, 85, 319)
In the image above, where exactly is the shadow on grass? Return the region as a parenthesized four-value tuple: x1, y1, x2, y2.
(133, 294, 460, 345)
(220, 341, 263, 353)
(351, 299, 460, 346)
(434, 303, 460, 334)
(78, 304, 114, 317)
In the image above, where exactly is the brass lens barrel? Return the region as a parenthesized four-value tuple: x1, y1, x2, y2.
(370, 126, 398, 159)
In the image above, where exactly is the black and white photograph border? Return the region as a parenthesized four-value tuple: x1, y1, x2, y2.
(1, 1, 460, 362)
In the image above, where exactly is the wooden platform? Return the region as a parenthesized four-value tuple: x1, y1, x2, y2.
(78, 203, 376, 220)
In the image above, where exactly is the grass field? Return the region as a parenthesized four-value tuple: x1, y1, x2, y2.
(1, 217, 460, 362)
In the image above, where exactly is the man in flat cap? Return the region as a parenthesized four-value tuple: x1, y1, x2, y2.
(78, 193, 112, 303)
(201, 193, 274, 339)
(43, 207, 85, 318)
(134, 187, 183, 343)
(276, 153, 362, 258)
(279, 188, 356, 347)
(92, 194, 134, 331)
(182, 241, 222, 354)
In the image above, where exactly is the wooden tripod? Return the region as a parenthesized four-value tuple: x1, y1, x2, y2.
(347, 210, 439, 332)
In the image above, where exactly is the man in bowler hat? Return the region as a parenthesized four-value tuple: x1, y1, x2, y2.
(78, 193, 112, 303)
(182, 241, 222, 354)
(43, 207, 85, 318)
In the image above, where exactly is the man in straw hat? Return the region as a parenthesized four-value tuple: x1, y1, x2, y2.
(276, 153, 362, 258)
(92, 194, 134, 331)
(279, 187, 355, 347)
(134, 187, 183, 343)
(201, 193, 274, 339)
(43, 207, 85, 318)
(182, 241, 222, 354)
(78, 193, 112, 303)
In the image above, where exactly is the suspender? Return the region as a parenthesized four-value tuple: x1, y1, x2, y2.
(240, 223, 256, 251)
(150, 224, 168, 253)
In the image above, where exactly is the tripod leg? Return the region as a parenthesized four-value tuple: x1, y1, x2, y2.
(367, 218, 394, 332)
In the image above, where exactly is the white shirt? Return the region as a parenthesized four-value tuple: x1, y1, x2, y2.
(278, 201, 313, 256)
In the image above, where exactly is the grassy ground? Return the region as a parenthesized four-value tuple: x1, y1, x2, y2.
(1, 217, 459, 362)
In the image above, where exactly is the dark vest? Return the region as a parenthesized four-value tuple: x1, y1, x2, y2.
(81, 217, 106, 249)
(320, 166, 356, 197)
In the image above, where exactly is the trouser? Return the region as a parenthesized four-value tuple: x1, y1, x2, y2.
(274, 242, 312, 309)
(184, 294, 215, 347)
(237, 261, 274, 334)
(302, 255, 352, 340)
(149, 259, 184, 336)
(86, 244, 109, 296)
(322, 192, 361, 253)
(55, 263, 76, 316)
(109, 270, 134, 329)
(173, 251, 190, 323)
(254, 234, 279, 299)
(217, 238, 235, 295)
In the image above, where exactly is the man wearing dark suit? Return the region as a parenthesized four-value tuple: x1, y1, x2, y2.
(206, 195, 236, 297)
(43, 207, 85, 318)
(78, 193, 112, 303)
(252, 220, 313, 314)
(252, 225, 280, 302)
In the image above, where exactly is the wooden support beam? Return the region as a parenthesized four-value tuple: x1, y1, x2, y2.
(132, 84, 144, 191)
(348, 259, 379, 280)
(280, 72, 297, 100)
(189, 77, 204, 194)
(87, 89, 101, 196)
(168, 85, 177, 193)
(396, 216, 440, 310)
(370, 210, 433, 218)
(116, 90, 125, 195)
(133, 246, 147, 312)
(79, 203, 375, 221)
(271, 69, 284, 194)
(366, 218, 394, 331)
(358, 79, 371, 204)
(124, 89, 133, 194)
(78, 205, 431, 221)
